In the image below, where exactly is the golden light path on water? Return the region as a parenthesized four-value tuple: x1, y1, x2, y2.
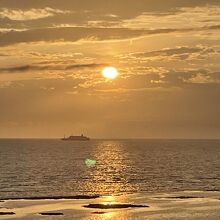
(84, 195, 131, 220)
(86, 211, 128, 220)
(82, 141, 133, 220)
(83, 141, 140, 195)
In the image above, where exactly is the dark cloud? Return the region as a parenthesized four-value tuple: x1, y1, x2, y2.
(0, 1, 219, 41)
(0, 53, 9, 56)
(138, 47, 204, 57)
(0, 27, 175, 46)
(210, 72, 220, 80)
(161, 71, 197, 84)
(0, 25, 219, 46)
(113, 70, 220, 90)
(0, 0, 219, 16)
(0, 11, 119, 29)
(160, 70, 220, 85)
(0, 63, 105, 73)
(129, 46, 215, 59)
(0, 3, 219, 32)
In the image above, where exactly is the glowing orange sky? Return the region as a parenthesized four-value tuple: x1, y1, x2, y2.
(0, 0, 220, 138)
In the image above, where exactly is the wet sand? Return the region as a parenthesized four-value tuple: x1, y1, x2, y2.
(0, 191, 220, 220)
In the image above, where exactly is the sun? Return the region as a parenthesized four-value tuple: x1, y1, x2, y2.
(102, 67, 119, 79)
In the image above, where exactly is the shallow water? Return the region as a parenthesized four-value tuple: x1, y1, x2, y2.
(1, 191, 220, 220)
(0, 139, 220, 199)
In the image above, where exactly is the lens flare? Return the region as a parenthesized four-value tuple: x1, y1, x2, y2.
(85, 159, 96, 167)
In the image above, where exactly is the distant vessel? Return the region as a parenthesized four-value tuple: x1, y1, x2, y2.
(61, 134, 90, 141)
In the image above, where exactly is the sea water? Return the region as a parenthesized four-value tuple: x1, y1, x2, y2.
(0, 139, 219, 199)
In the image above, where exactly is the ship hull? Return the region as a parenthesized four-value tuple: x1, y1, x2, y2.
(61, 135, 90, 141)
(61, 138, 90, 141)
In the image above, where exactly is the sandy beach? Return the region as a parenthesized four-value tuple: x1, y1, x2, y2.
(0, 191, 220, 220)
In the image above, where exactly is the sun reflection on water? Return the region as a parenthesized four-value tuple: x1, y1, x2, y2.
(83, 141, 139, 195)
(98, 212, 116, 220)
(87, 211, 129, 220)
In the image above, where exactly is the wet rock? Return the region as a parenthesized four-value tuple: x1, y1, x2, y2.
(40, 212, 64, 216)
(72, 195, 99, 199)
(167, 196, 202, 199)
(93, 211, 106, 214)
(2, 195, 99, 200)
(0, 212, 15, 215)
(206, 189, 220, 192)
(84, 203, 149, 209)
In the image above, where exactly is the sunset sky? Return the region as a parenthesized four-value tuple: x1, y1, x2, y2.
(0, 0, 220, 138)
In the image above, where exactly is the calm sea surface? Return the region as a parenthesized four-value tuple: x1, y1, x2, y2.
(0, 139, 219, 199)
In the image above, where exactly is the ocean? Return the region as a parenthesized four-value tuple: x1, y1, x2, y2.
(0, 139, 220, 200)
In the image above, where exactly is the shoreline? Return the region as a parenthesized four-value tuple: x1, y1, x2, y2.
(0, 191, 220, 219)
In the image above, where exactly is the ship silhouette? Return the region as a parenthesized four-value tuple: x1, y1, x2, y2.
(61, 134, 90, 141)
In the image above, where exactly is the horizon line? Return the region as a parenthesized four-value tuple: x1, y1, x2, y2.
(0, 137, 220, 140)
